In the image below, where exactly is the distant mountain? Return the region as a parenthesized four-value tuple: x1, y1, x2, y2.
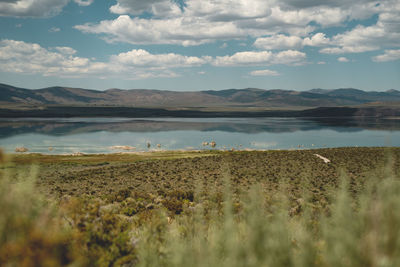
(309, 88, 400, 103)
(1, 83, 399, 108)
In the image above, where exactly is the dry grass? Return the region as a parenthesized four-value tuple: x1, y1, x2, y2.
(0, 147, 399, 266)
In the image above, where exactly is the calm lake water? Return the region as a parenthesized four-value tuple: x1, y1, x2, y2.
(0, 117, 399, 154)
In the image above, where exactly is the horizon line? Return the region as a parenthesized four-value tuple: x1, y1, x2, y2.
(1, 82, 398, 93)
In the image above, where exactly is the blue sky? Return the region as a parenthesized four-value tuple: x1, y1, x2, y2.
(0, 0, 399, 91)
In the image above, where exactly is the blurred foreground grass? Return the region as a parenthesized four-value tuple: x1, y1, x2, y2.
(0, 148, 400, 266)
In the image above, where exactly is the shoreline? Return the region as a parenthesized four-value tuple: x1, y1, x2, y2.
(1, 105, 400, 118)
(5, 146, 399, 160)
(7, 146, 396, 155)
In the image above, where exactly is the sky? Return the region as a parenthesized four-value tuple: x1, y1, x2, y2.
(0, 0, 399, 91)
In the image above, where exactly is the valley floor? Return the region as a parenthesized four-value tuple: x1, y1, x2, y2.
(7, 148, 398, 201)
(1, 147, 400, 266)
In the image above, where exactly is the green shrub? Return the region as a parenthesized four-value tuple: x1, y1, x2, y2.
(134, 162, 400, 267)
(1, 150, 400, 266)
(0, 164, 80, 266)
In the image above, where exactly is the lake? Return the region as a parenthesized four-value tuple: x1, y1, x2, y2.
(0, 117, 399, 154)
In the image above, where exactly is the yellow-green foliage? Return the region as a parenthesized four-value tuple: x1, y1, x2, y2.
(0, 162, 78, 266)
(134, 159, 400, 267)
(61, 197, 137, 266)
(0, 149, 400, 266)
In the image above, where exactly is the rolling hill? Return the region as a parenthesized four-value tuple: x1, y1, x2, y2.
(1, 83, 399, 108)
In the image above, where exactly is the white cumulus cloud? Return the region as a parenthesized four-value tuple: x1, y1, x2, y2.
(0, 0, 95, 17)
(76, 0, 394, 47)
(254, 33, 330, 50)
(320, 1, 400, 54)
(54, 46, 77, 55)
(110, 0, 181, 17)
(372, 49, 400, 62)
(0, 39, 310, 80)
(0, 0, 69, 17)
(213, 50, 306, 66)
(0, 39, 209, 79)
(49, 27, 60, 32)
(75, 15, 245, 46)
(74, 0, 94, 6)
(254, 35, 303, 50)
(110, 49, 211, 68)
(250, 69, 280, 76)
(72, 0, 400, 67)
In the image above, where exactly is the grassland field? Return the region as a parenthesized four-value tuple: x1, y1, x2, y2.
(1, 147, 400, 266)
(5, 148, 398, 203)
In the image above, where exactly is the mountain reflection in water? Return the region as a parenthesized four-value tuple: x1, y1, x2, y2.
(0, 117, 399, 138)
(0, 117, 399, 154)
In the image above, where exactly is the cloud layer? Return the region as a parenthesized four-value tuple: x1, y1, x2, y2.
(254, 33, 330, 50)
(0, 0, 94, 17)
(250, 69, 280, 76)
(0, 39, 208, 79)
(0, 39, 300, 79)
(2, 0, 399, 59)
(74, 0, 400, 54)
(373, 49, 400, 62)
(213, 50, 306, 66)
(0, 0, 399, 86)
(0, 0, 68, 17)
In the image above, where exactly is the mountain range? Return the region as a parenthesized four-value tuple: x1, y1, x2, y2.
(1, 83, 399, 108)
